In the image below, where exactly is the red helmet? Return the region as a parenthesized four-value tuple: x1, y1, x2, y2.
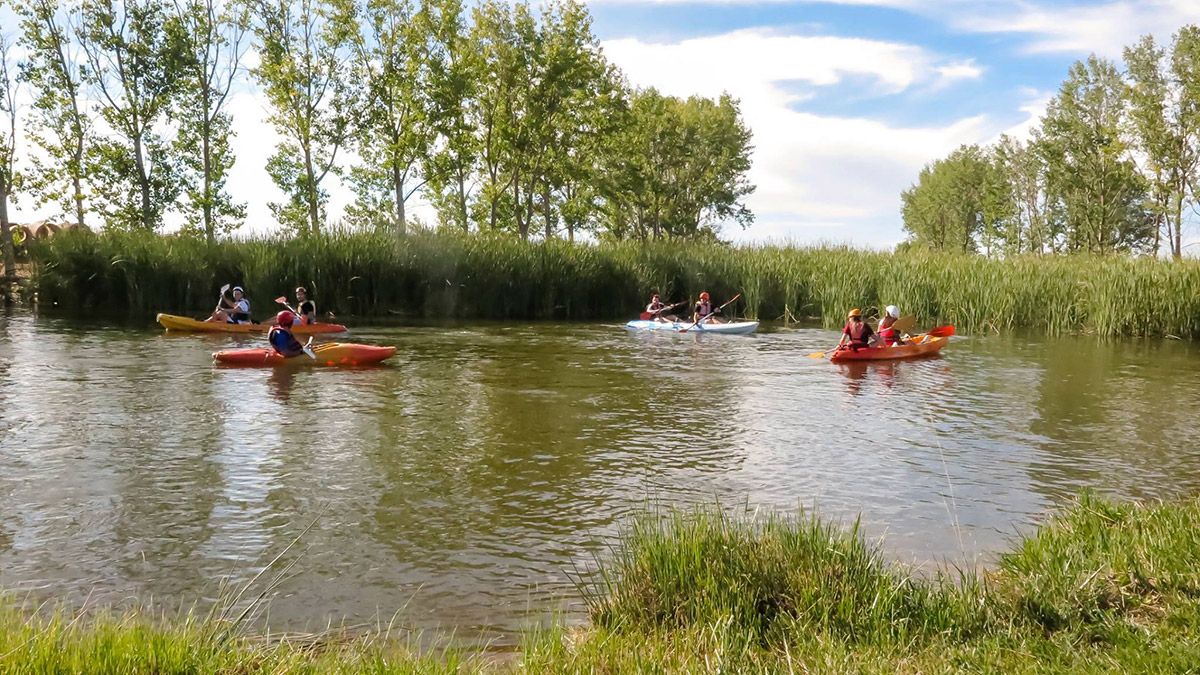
(699, 291, 710, 301)
(276, 310, 296, 327)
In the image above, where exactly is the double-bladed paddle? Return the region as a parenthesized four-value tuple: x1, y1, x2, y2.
(202, 283, 231, 320)
(639, 301, 685, 321)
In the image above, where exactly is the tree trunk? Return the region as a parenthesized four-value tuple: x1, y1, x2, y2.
(456, 168, 468, 232)
(392, 162, 406, 236)
(0, 177, 14, 282)
(304, 143, 319, 236)
(72, 145, 85, 228)
(133, 134, 153, 230)
(1172, 191, 1183, 260)
(543, 182, 552, 240)
(202, 120, 214, 243)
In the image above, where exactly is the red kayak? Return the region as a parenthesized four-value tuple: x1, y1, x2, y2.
(829, 335, 948, 362)
(214, 342, 396, 366)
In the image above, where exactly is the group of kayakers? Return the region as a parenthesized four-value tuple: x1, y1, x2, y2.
(207, 284, 320, 358)
(838, 305, 904, 351)
(208, 286, 318, 326)
(644, 291, 726, 325)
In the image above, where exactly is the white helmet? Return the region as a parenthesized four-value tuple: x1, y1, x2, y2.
(885, 305, 900, 318)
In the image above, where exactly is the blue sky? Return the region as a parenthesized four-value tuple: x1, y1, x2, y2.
(5, 0, 1199, 247)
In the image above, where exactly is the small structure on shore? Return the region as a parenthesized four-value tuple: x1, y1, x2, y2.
(12, 220, 90, 245)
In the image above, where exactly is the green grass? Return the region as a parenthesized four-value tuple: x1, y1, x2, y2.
(3, 494, 1198, 672)
(27, 229, 1200, 336)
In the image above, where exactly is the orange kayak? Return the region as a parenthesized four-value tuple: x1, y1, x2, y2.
(213, 342, 396, 366)
(157, 313, 347, 334)
(829, 335, 948, 362)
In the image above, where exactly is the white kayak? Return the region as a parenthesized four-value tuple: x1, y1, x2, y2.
(623, 319, 759, 335)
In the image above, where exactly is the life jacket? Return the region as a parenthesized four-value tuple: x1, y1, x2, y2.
(878, 321, 898, 346)
(298, 300, 316, 324)
(646, 300, 664, 313)
(844, 320, 872, 348)
(228, 298, 251, 323)
(695, 300, 714, 317)
(268, 326, 305, 357)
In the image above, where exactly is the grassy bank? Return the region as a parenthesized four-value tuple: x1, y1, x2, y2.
(27, 229, 1200, 336)
(5, 494, 1199, 673)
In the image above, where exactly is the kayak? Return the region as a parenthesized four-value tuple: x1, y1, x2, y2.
(213, 342, 396, 366)
(157, 313, 347, 334)
(829, 335, 948, 362)
(624, 319, 759, 335)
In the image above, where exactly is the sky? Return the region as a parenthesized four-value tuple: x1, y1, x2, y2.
(4, 0, 1200, 248)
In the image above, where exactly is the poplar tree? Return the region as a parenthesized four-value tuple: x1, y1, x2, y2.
(0, 34, 20, 282)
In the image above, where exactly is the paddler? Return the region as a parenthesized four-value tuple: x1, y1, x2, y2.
(836, 308, 875, 351)
(268, 311, 308, 358)
(209, 286, 252, 324)
(877, 305, 904, 346)
(645, 293, 679, 322)
(294, 286, 317, 325)
(693, 291, 724, 325)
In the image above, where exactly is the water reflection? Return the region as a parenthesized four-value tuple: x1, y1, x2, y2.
(0, 313, 1199, 643)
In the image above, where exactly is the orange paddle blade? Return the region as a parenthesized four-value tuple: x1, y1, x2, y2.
(927, 325, 956, 337)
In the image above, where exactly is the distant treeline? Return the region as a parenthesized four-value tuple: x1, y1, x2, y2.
(902, 27, 1200, 260)
(0, 0, 753, 249)
(30, 229, 1200, 337)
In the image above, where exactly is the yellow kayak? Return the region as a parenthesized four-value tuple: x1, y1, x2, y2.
(156, 313, 348, 335)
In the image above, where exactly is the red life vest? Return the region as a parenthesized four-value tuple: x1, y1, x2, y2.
(843, 320, 873, 348)
(878, 324, 898, 346)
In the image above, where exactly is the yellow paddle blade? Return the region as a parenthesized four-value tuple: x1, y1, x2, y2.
(892, 315, 916, 333)
(807, 351, 827, 359)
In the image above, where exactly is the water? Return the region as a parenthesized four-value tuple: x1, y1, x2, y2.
(2, 310, 1199, 644)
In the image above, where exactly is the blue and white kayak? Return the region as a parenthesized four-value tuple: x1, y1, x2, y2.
(623, 319, 759, 335)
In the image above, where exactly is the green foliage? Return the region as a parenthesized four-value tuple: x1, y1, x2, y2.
(252, 0, 358, 236)
(15, 0, 92, 228)
(901, 144, 1011, 254)
(172, 0, 249, 242)
(27, 229, 1200, 337)
(603, 90, 755, 241)
(77, 0, 192, 232)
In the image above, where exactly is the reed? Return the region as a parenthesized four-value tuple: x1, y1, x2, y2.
(27, 229, 1200, 336)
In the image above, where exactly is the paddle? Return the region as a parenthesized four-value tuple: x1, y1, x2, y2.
(204, 284, 231, 320)
(680, 293, 741, 333)
(891, 315, 916, 333)
(639, 301, 685, 321)
(302, 336, 316, 360)
(927, 325, 955, 337)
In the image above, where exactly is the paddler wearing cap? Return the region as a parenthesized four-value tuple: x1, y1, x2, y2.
(693, 291, 724, 325)
(208, 286, 253, 324)
(837, 308, 875, 351)
(267, 311, 308, 358)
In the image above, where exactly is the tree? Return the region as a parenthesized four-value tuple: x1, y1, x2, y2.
(422, 0, 476, 232)
(0, 33, 20, 282)
(603, 90, 754, 240)
(16, 0, 92, 228)
(1039, 56, 1153, 254)
(78, 0, 189, 231)
(993, 135, 1059, 254)
(252, 0, 357, 236)
(1124, 28, 1200, 259)
(345, 0, 429, 235)
(172, 0, 249, 242)
(900, 145, 1011, 253)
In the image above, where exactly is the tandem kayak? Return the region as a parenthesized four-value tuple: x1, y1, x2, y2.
(213, 342, 396, 366)
(829, 335, 948, 362)
(624, 319, 759, 335)
(157, 313, 347, 334)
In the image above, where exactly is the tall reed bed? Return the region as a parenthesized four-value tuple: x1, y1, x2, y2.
(28, 229, 1200, 336)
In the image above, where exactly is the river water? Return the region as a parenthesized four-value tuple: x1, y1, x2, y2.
(1, 310, 1198, 644)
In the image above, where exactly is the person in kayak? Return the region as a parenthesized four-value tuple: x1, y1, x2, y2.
(294, 286, 317, 325)
(877, 305, 905, 346)
(209, 286, 252, 324)
(693, 292, 724, 324)
(645, 293, 679, 322)
(837, 308, 875, 351)
(268, 311, 307, 358)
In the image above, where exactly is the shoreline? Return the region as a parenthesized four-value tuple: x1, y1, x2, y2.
(4, 493, 1196, 672)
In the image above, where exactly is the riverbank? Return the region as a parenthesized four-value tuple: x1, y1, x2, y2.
(5, 494, 1197, 673)
(26, 229, 1200, 337)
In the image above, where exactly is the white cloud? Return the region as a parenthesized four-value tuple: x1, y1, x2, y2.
(604, 29, 996, 246)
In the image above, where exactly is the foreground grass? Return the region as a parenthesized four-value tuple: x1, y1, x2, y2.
(3, 494, 1198, 672)
(28, 229, 1200, 336)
